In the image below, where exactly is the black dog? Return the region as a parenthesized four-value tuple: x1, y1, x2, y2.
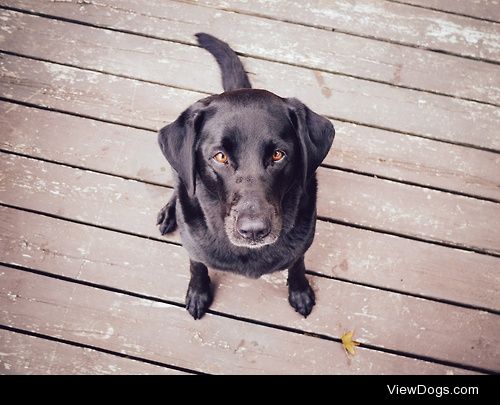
(157, 33, 334, 319)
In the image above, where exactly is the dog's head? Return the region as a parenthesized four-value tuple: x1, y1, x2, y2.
(159, 89, 334, 248)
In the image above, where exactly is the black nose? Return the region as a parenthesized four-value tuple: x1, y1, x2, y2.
(237, 215, 271, 241)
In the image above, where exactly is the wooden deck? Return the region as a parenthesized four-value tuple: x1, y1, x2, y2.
(0, 0, 499, 374)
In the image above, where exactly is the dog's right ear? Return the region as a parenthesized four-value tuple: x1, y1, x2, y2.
(158, 100, 210, 197)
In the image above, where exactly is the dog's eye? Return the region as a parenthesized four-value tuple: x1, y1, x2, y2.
(213, 152, 229, 164)
(272, 150, 285, 162)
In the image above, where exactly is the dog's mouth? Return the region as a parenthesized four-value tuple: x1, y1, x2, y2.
(224, 207, 282, 249)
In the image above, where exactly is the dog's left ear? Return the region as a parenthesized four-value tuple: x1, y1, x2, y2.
(158, 100, 210, 196)
(285, 98, 335, 189)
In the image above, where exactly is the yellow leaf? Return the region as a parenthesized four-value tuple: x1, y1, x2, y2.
(341, 330, 360, 355)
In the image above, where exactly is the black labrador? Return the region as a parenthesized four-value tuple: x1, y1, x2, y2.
(157, 33, 335, 319)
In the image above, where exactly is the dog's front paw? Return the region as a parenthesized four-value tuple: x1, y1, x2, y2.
(186, 283, 213, 320)
(288, 283, 316, 318)
(157, 202, 177, 235)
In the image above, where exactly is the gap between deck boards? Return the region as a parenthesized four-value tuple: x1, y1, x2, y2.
(1, 4, 499, 108)
(2, 264, 487, 374)
(1, 53, 499, 200)
(0, 262, 494, 374)
(179, 0, 500, 63)
(0, 325, 195, 374)
(1, 0, 499, 376)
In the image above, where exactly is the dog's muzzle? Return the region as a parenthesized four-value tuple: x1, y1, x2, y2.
(224, 196, 281, 249)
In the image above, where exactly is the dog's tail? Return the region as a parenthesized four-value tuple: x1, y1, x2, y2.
(195, 33, 252, 92)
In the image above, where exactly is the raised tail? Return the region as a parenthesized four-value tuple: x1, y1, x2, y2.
(195, 33, 252, 92)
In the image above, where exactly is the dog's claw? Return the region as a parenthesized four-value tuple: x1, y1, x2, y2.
(288, 284, 316, 318)
(186, 285, 213, 320)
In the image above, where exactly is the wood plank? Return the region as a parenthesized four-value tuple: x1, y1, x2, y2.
(0, 102, 173, 186)
(0, 153, 176, 240)
(2, 102, 499, 203)
(394, 0, 500, 22)
(2, 151, 499, 254)
(316, 169, 500, 253)
(0, 1, 495, 376)
(195, 0, 500, 61)
(1, 53, 498, 164)
(331, 122, 500, 202)
(309, 218, 500, 313)
(0, 329, 186, 374)
(0, 267, 474, 374)
(2, 8, 498, 106)
(1, 155, 500, 310)
(2, 1, 499, 106)
(0, 54, 197, 129)
(246, 59, 500, 150)
(1, 208, 497, 371)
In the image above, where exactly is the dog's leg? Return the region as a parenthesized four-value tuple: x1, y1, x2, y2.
(186, 260, 213, 320)
(288, 256, 315, 317)
(156, 192, 177, 235)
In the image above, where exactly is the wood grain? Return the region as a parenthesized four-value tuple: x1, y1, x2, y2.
(1, 0, 498, 376)
(0, 54, 198, 129)
(194, 0, 500, 61)
(0, 329, 186, 374)
(393, 0, 500, 22)
(1, 266, 476, 374)
(0, 204, 500, 369)
(2, 155, 500, 310)
(0, 55, 500, 149)
(316, 168, 500, 253)
(2, 151, 499, 253)
(2, 101, 499, 203)
(2, 1, 499, 104)
(1, 205, 498, 371)
(1, 7, 499, 154)
(1, 51, 498, 157)
(0, 152, 176, 239)
(0, 102, 173, 185)
(0, 55, 500, 153)
(330, 122, 500, 202)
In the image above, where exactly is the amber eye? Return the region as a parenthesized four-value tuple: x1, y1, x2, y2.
(213, 152, 229, 164)
(272, 150, 285, 162)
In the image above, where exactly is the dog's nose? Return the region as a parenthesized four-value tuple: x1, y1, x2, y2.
(237, 215, 271, 241)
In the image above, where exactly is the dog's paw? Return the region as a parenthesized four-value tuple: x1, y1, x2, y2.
(288, 283, 316, 318)
(186, 284, 213, 320)
(156, 203, 177, 235)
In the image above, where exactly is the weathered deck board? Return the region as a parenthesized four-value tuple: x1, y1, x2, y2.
(0, 103, 172, 185)
(193, 0, 500, 61)
(317, 169, 500, 253)
(2, 154, 500, 307)
(310, 219, 500, 312)
(0, 153, 175, 239)
(2, 1, 499, 105)
(2, 149, 499, 254)
(0, 54, 202, 129)
(1, 53, 498, 164)
(1, 0, 499, 375)
(0, 329, 185, 374)
(394, 0, 500, 22)
(1, 206, 498, 370)
(0, 267, 474, 374)
(2, 102, 499, 204)
(2, 8, 498, 106)
(331, 123, 500, 202)
(0, 201, 500, 311)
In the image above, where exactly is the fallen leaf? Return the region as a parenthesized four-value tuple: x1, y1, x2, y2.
(341, 330, 360, 355)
